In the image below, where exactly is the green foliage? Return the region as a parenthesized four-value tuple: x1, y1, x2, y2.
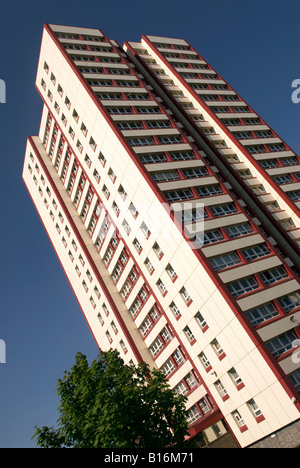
(33, 350, 189, 448)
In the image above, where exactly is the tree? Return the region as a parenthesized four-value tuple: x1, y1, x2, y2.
(33, 349, 189, 448)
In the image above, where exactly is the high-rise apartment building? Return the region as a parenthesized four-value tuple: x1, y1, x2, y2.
(22, 24, 300, 448)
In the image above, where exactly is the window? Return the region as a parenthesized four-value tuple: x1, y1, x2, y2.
(112, 263, 123, 283)
(72, 109, 79, 122)
(111, 321, 118, 335)
(149, 306, 160, 323)
(120, 340, 128, 354)
(161, 326, 172, 343)
(199, 397, 211, 415)
(117, 121, 143, 130)
(199, 352, 211, 371)
(247, 145, 266, 154)
(89, 137, 97, 151)
(287, 190, 300, 201)
(107, 107, 133, 114)
(246, 302, 279, 327)
(133, 238, 143, 254)
(68, 126, 75, 139)
(118, 185, 127, 200)
(182, 207, 207, 223)
(152, 171, 180, 182)
(97, 92, 122, 100)
(144, 257, 154, 274)
(98, 151, 106, 166)
(112, 201, 120, 217)
(136, 106, 160, 114)
(259, 266, 288, 286)
(267, 143, 286, 152)
(139, 306, 160, 337)
(222, 118, 241, 126)
(227, 276, 259, 298)
(169, 151, 195, 161)
(211, 203, 237, 217)
(130, 298, 142, 317)
(243, 118, 262, 125)
(211, 106, 230, 114)
(127, 137, 155, 146)
(153, 242, 163, 259)
(120, 280, 133, 301)
(187, 405, 201, 424)
(182, 167, 209, 178)
(215, 380, 229, 400)
(54, 101, 60, 114)
(157, 279, 167, 296)
(282, 157, 299, 166)
(97, 313, 104, 326)
(278, 292, 300, 312)
(139, 317, 153, 337)
(226, 223, 253, 238)
(180, 287, 192, 305)
(84, 154, 92, 167)
(150, 337, 164, 357)
(273, 175, 293, 185)
(102, 184, 110, 199)
(108, 167, 116, 183)
(201, 229, 224, 246)
(229, 368, 244, 388)
(232, 105, 250, 113)
(266, 331, 298, 358)
(157, 135, 183, 144)
(138, 285, 149, 303)
(259, 159, 279, 169)
(211, 339, 225, 359)
(170, 302, 181, 319)
(195, 312, 208, 331)
(160, 358, 176, 377)
(147, 120, 171, 129)
(165, 189, 194, 202)
(43, 61, 49, 73)
(184, 326, 195, 343)
(140, 222, 151, 239)
(86, 270, 93, 282)
(232, 410, 247, 430)
(242, 244, 270, 261)
(94, 286, 100, 299)
(174, 372, 198, 396)
(140, 153, 168, 164)
(210, 252, 241, 272)
(289, 369, 300, 393)
(174, 381, 189, 396)
(196, 185, 223, 197)
(248, 399, 264, 420)
(166, 264, 177, 281)
(129, 203, 138, 218)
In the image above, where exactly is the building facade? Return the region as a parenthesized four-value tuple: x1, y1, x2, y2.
(22, 24, 300, 448)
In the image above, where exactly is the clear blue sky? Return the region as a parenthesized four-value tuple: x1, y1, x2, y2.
(0, 0, 299, 448)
